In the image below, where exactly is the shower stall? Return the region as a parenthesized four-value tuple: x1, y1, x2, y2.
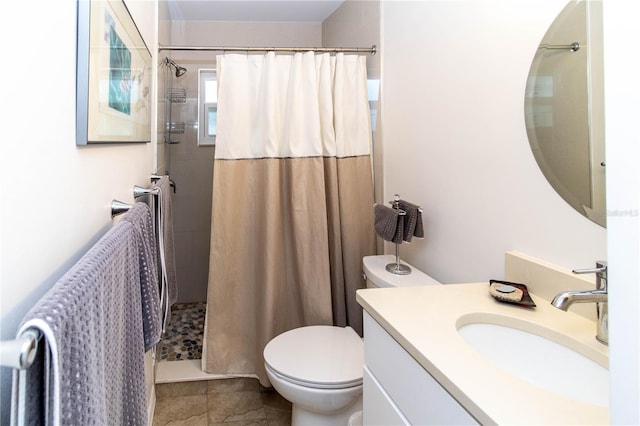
(154, 1, 381, 384)
(156, 56, 213, 374)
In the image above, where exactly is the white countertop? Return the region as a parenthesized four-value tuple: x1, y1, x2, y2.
(356, 283, 609, 425)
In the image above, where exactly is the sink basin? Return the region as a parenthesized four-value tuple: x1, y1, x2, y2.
(457, 315, 609, 407)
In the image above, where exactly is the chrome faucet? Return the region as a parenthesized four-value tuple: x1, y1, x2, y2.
(551, 261, 608, 345)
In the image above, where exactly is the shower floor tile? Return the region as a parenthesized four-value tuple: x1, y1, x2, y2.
(159, 302, 206, 361)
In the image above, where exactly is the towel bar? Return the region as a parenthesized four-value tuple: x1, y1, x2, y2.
(150, 174, 176, 193)
(133, 185, 160, 199)
(387, 199, 423, 214)
(0, 329, 40, 370)
(386, 194, 412, 275)
(111, 200, 133, 218)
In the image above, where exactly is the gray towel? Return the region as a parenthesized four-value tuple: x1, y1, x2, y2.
(374, 204, 404, 244)
(13, 220, 149, 426)
(398, 199, 424, 242)
(119, 202, 162, 350)
(414, 208, 424, 239)
(152, 176, 178, 308)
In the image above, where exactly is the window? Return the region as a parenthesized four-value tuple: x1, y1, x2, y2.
(198, 69, 217, 146)
(367, 79, 380, 133)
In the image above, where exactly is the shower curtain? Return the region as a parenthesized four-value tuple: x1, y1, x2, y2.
(204, 52, 375, 385)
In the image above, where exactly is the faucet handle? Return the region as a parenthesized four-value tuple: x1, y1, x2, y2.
(573, 261, 607, 291)
(572, 260, 607, 275)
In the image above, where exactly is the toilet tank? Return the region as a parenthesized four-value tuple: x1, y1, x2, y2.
(363, 255, 441, 288)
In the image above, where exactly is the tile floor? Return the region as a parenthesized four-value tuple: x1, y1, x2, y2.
(154, 305, 291, 424)
(153, 378, 292, 426)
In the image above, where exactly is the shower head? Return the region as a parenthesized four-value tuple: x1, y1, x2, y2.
(164, 57, 187, 78)
(175, 65, 187, 77)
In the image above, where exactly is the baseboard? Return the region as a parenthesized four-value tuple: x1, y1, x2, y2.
(147, 384, 156, 426)
(155, 359, 258, 384)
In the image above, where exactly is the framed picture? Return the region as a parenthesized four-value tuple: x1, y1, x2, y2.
(76, 0, 152, 145)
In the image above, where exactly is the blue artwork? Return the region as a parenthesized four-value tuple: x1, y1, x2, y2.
(108, 22, 131, 115)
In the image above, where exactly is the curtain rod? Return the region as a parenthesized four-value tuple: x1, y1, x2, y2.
(158, 44, 376, 55)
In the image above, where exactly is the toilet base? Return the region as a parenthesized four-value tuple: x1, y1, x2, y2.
(291, 395, 362, 426)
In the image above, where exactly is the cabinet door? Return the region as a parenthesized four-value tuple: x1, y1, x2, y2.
(363, 312, 478, 425)
(363, 366, 410, 425)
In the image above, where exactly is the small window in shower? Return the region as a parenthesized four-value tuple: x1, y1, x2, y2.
(367, 79, 380, 133)
(198, 69, 217, 146)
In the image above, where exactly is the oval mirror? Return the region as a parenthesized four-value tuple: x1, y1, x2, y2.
(524, 1, 606, 227)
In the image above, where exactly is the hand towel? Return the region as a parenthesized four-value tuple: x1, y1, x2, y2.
(414, 208, 424, 238)
(119, 202, 162, 350)
(398, 199, 424, 242)
(12, 220, 148, 426)
(374, 204, 404, 244)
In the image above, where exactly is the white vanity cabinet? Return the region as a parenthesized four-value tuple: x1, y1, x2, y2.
(357, 282, 609, 425)
(362, 312, 478, 425)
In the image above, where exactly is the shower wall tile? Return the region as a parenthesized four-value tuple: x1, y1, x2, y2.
(193, 153, 215, 191)
(173, 194, 208, 232)
(191, 196, 213, 232)
(173, 194, 195, 233)
(185, 268, 208, 302)
(192, 233, 211, 280)
(168, 117, 197, 163)
(175, 243, 208, 302)
(173, 231, 193, 270)
(170, 159, 193, 196)
(168, 124, 214, 303)
(175, 266, 202, 302)
(173, 230, 209, 302)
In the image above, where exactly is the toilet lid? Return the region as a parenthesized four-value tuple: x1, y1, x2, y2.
(264, 326, 364, 389)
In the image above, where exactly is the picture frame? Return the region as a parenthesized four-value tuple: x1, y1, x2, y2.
(76, 0, 152, 145)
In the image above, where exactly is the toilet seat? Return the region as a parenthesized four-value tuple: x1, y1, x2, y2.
(264, 325, 364, 390)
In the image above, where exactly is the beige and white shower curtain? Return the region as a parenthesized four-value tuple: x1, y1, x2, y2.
(204, 52, 376, 385)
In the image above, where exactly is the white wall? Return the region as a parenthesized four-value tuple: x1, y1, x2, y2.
(157, 0, 171, 174)
(380, 0, 606, 283)
(380, 0, 638, 422)
(323, 0, 381, 79)
(169, 20, 322, 60)
(323, 0, 384, 247)
(0, 1, 159, 422)
(602, 1, 640, 421)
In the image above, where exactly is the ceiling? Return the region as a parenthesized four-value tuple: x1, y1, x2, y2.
(165, 1, 345, 23)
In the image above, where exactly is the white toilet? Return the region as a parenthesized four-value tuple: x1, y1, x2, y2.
(263, 255, 441, 425)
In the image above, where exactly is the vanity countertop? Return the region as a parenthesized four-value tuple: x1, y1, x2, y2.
(356, 283, 609, 425)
